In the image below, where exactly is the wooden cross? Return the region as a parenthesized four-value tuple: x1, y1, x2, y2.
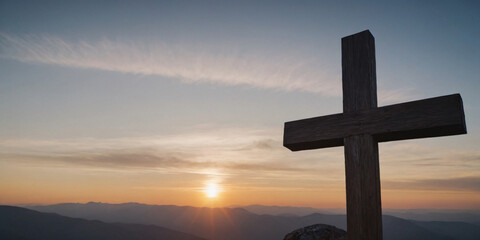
(283, 30, 467, 240)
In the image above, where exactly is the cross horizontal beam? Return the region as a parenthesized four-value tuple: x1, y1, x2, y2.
(284, 94, 466, 151)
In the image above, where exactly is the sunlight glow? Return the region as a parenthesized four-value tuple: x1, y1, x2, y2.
(205, 183, 219, 198)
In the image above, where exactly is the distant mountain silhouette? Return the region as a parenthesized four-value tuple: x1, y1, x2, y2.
(0, 205, 205, 240)
(239, 204, 480, 226)
(383, 210, 480, 226)
(237, 204, 344, 216)
(29, 202, 480, 240)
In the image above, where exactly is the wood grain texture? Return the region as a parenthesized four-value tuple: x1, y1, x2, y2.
(342, 30, 377, 113)
(342, 30, 382, 240)
(284, 94, 466, 151)
(344, 135, 382, 240)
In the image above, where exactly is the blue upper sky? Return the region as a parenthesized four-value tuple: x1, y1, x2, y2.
(1, 0, 478, 137)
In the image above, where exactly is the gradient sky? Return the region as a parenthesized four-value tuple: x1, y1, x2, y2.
(0, 0, 479, 209)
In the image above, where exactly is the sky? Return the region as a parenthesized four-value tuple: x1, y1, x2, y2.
(0, 0, 479, 209)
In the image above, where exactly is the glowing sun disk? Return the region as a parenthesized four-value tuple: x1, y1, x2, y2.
(205, 183, 219, 198)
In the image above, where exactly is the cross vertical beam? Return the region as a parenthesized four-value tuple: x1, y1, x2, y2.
(342, 30, 382, 240)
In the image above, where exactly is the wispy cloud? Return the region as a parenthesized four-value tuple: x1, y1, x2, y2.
(1, 127, 479, 194)
(0, 33, 340, 95)
(0, 150, 295, 172)
(383, 176, 480, 192)
(2, 128, 479, 190)
(0, 128, 311, 176)
(0, 33, 415, 102)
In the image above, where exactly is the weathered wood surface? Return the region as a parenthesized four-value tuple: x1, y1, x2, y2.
(344, 135, 382, 240)
(342, 30, 377, 113)
(284, 94, 466, 151)
(341, 30, 382, 240)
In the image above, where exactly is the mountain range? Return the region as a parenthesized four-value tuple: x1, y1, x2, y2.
(0, 205, 205, 240)
(25, 202, 480, 240)
(239, 204, 480, 225)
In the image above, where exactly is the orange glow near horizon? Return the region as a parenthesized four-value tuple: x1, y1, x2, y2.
(1, 159, 479, 210)
(2, 178, 479, 210)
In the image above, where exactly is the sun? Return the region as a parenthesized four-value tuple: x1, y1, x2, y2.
(205, 183, 219, 198)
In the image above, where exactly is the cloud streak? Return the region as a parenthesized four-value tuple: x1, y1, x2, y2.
(3, 150, 309, 174)
(0, 128, 314, 176)
(0, 33, 340, 95)
(1, 127, 479, 193)
(0, 33, 416, 103)
(383, 176, 480, 192)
